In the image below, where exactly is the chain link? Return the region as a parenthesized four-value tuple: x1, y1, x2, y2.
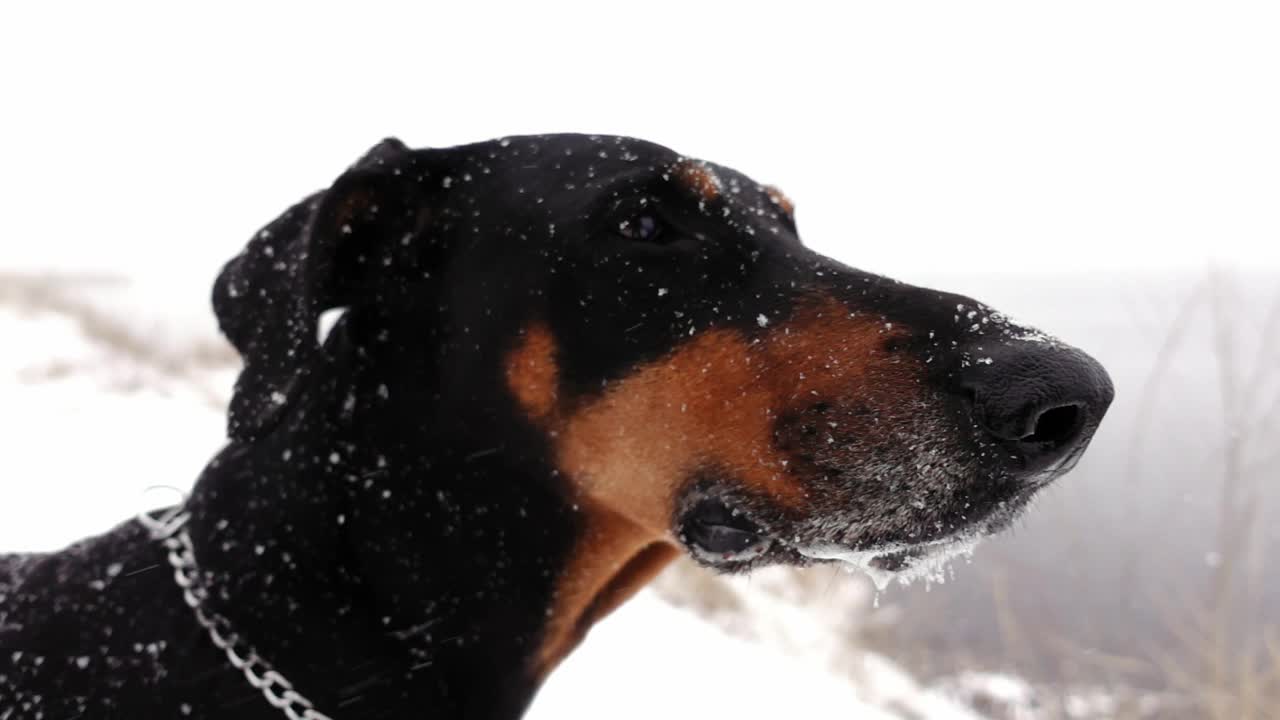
(139, 507, 335, 720)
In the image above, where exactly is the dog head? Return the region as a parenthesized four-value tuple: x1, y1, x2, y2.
(213, 134, 1113, 676)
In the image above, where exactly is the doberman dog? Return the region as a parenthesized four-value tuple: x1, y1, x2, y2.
(0, 135, 1113, 719)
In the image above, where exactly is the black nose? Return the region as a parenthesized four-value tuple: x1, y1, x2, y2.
(959, 342, 1114, 476)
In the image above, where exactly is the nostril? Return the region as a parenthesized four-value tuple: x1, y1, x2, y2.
(956, 341, 1113, 477)
(1023, 403, 1083, 447)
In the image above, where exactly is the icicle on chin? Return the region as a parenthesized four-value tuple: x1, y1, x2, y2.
(797, 535, 982, 593)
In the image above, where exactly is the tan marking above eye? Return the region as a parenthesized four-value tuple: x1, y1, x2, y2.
(330, 187, 378, 231)
(765, 185, 795, 217)
(504, 299, 918, 678)
(672, 159, 722, 202)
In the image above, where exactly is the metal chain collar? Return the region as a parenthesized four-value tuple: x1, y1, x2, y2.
(138, 507, 334, 720)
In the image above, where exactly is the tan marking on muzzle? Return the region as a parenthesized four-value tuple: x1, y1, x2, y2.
(672, 159, 721, 202)
(504, 298, 915, 677)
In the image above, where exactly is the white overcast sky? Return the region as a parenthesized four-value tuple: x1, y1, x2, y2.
(2, 2, 1277, 287)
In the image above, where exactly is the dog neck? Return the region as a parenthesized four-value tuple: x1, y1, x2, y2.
(180, 355, 677, 716)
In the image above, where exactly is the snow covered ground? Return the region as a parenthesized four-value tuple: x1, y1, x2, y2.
(528, 589, 986, 720)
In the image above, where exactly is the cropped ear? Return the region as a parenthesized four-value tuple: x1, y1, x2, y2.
(213, 137, 433, 441)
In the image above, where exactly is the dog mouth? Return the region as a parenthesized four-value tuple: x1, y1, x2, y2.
(793, 486, 1044, 589)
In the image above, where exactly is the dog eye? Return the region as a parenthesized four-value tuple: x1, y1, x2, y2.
(617, 214, 665, 243)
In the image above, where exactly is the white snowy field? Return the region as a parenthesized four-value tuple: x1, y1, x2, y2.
(528, 589, 987, 720)
(0, 276, 1001, 718)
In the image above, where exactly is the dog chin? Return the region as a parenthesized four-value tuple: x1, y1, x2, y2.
(800, 485, 1043, 590)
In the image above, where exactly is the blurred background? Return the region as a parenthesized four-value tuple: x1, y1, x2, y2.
(2, 3, 1277, 718)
